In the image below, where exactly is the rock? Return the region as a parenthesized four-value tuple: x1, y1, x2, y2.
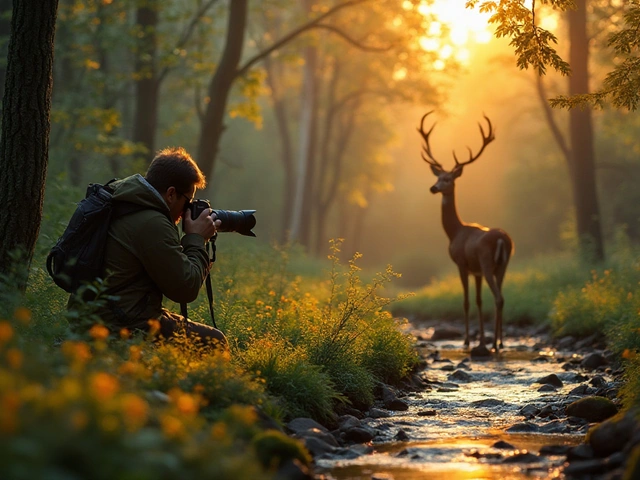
(448, 370, 473, 382)
(287, 418, 329, 435)
(386, 399, 409, 411)
(624, 444, 640, 480)
(417, 409, 437, 417)
(556, 336, 576, 350)
(567, 444, 595, 461)
(501, 451, 540, 464)
(337, 415, 361, 431)
(471, 398, 506, 408)
(519, 404, 540, 419)
(539, 445, 571, 456)
(535, 374, 564, 388)
(470, 344, 491, 357)
(566, 396, 618, 423)
(589, 375, 607, 388)
(539, 419, 570, 434)
(368, 408, 391, 419)
(506, 422, 540, 433)
(455, 361, 472, 370)
(492, 440, 516, 449)
(342, 426, 375, 443)
(588, 410, 638, 457)
(371, 474, 395, 480)
(303, 436, 337, 457)
(581, 352, 608, 370)
(295, 427, 340, 448)
(569, 384, 594, 395)
(430, 326, 463, 341)
(275, 459, 313, 480)
(537, 384, 557, 392)
(440, 364, 455, 371)
(395, 429, 410, 441)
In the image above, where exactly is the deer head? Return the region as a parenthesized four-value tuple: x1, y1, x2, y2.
(417, 111, 495, 195)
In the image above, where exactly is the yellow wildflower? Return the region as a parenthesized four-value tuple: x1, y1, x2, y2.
(62, 341, 92, 364)
(90, 372, 119, 401)
(210, 421, 227, 440)
(100, 414, 119, 433)
(119, 328, 130, 339)
(129, 345, 142, 361)
(89, 324, 110, 341)
(227, 404, 257, 426)
(60, 377, 82, 400)
(13, 307, 31, 325)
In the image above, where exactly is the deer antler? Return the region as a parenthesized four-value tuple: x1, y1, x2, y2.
(417, 111, 444, 171)
(452, 114, 495, 168)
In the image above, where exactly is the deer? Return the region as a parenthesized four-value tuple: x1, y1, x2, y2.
(417, 111, 513, 353)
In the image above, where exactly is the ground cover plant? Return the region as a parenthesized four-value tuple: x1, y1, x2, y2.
(0, 228, 418, 477)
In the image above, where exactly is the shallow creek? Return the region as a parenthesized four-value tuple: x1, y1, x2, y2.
(317, 330, 589, 479)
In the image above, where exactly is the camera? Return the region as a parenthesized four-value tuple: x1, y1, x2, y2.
(186, 199, 256, 237)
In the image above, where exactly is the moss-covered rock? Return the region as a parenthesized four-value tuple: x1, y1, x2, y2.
(587, 410, 638, 457)
(252, 429, 312, 470)
(566, 396, 618, 423)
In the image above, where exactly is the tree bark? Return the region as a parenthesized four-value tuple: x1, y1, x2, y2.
(0, 0, 12, 107)
(132, 2, 159, 163)
(568, 0, 604, 261)
(0, 0, 59, 287)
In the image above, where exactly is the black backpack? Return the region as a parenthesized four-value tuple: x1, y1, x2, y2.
(46, 180, 145, 293)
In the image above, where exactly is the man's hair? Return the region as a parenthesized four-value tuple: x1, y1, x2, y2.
(145, 147, 206, 195)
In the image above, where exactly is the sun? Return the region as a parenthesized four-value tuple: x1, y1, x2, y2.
(415, 0, 494, 69)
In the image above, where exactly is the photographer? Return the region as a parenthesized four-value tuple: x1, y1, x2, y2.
(93, 147, 228, 352)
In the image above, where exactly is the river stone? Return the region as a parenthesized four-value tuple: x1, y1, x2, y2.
(588, 410, 638, 457)
(581, 352, 608, 370)
(275, 458, 313, 480)
(589, 375, 607, 388)
(417, 409, 437, 417)
(448, 370, 473, 382)
(556, 336, 576, 350)
(537, 384, 557, 392)
(471, 398, 506, 408)
(567, 443, 595, 460)
(569, 384, 594, 395)
(492, 440, 516, 449)
(368, 408, 391, 419)
(303, 436, 337, 457)
(440, 364, 455, 371)
(371, 473, 395, 480)
(430, 326, 463, 340)
(535, 374, 564, 388)
(395, 429, 410, 441)
(338, 415, 361, 431)
(566, 396, 618, 423)
(501, 451, 540, 464)
(287, 418, 329, 435)
(506, 422, 540, 433)
(519, 404, 540, 419)
(342, 426, 375, 443)
(296, 427, 340, 448)
(539, 445, 571, 456)
(470, 344, 491, 357)
(385, 399, 409, 411)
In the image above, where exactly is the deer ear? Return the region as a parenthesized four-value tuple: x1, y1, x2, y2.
(430, 165, 442, 176)
(452, 166, 463, 178)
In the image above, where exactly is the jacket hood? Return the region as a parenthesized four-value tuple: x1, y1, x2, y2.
(111, 174, 170, 214)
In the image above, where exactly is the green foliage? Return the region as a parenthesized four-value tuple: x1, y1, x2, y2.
(392, 252, 590, 325)
(252, 429, 312, 470)
(467, 0, 571, 76)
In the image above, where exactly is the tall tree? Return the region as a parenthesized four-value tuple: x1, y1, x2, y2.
(0, 0, 59, 288)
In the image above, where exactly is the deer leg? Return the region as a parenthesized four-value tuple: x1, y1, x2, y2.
(494, 265, 508, 350)
(459, 270, 470, 348)
(474, 275, 484, 345)
(482, 271, 504, 351)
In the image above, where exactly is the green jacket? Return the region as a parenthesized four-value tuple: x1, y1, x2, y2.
(96, 174, 210, 330)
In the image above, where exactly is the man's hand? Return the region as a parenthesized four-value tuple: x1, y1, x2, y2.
(183, 209, 221, 242)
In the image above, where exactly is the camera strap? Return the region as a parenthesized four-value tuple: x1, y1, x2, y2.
(180, 236, 218, 330)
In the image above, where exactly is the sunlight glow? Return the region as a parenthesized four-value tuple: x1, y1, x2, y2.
(418, 0, 493, 66)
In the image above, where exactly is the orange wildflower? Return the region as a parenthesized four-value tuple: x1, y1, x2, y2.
(121, 394, 148, 431)
(89, 324, 110, 341)
(0, 322, 13, 344)
(90, 372, 120, 401)
(147, 319, 161, 336)
(6, 348, 23, 369)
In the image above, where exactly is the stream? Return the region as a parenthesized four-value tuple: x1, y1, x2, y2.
(314, 324, 611, 480)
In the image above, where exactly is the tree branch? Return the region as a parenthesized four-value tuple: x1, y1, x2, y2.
(535, 74, 572, 170)
(235, 0, 371, 79)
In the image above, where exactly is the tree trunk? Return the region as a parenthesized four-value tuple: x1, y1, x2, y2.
(568, 0, 604, 261)
(132, 2, 159, 164)
(0, 0, 59, 288)
(264, 55, 295, 243)
(0, 0, 12, 107)
(197, 0, 247, 181)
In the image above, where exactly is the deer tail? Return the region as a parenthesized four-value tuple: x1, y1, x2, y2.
(494, 238, 508, 265)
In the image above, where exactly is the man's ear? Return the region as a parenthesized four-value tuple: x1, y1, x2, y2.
(452, 166, 463, 178)
(430, 165, 443, 176)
